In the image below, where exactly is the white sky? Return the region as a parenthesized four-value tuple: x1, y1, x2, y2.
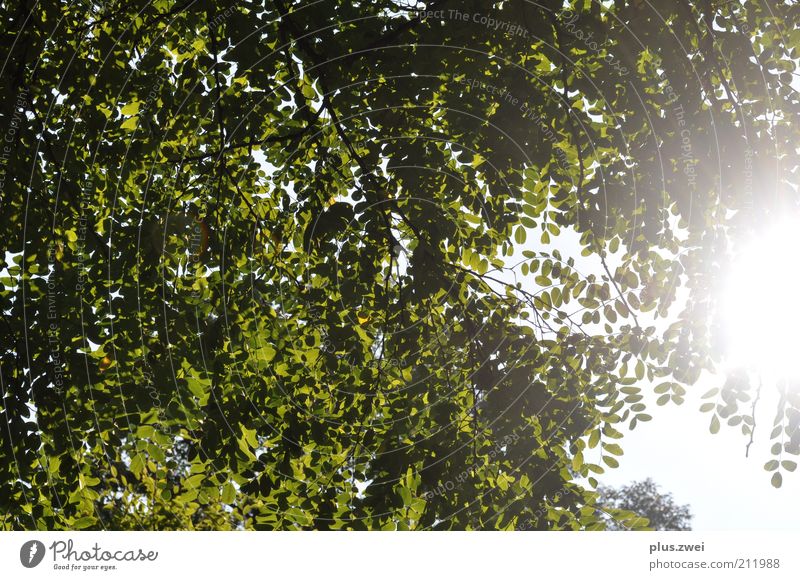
(508, 222, 800, 530)
(604, 371, 800, 530)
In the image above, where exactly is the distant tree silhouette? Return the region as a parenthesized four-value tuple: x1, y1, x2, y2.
(598, 479, 692, 531)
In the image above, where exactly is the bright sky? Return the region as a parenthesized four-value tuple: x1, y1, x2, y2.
(605, 372, 800, 530)
(601, 217, 800, 530)
(510, 223, 800, 530)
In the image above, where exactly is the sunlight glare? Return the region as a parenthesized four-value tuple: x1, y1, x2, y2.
(721, 217, 800, 380)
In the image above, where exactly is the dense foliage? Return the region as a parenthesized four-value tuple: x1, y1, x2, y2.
(1, 0, 798, 530)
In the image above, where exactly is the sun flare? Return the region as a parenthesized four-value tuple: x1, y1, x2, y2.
(721, 217, 800, 380)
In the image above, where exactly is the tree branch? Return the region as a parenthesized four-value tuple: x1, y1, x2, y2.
(745, 375, 762, 458)
(600, 254, 641, 332)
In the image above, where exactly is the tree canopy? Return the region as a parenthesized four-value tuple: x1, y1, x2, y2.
(1, 0, 799, 530)
(597, 478, 692, 531)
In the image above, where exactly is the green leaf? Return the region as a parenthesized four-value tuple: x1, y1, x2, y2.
(187, 375, 211, 398)
(221, 482, 236, 503)
(588, 429, 601, 449)
(120, 100, 141, 116)
(602, 455, 620, 468)
(130, 454, 145, 477)
(242, 425, 258, 449)
(72, 517, 97, 529)
(184, 473, 205, 490)
(120, 115, 139, 130)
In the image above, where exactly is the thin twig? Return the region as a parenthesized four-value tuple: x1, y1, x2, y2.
(745, 375, 762, 458)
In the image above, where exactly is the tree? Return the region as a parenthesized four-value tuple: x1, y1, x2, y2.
(1, 0, 798, 530)
(597, 479, 692, 531)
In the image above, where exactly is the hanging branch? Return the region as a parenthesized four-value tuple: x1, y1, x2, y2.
(546, 10, 586, 208)
(745, 375, 762, 458)
(25, 95, 112, 264)
(272, 0, 425, 246)
(600, 254, 642, 332)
